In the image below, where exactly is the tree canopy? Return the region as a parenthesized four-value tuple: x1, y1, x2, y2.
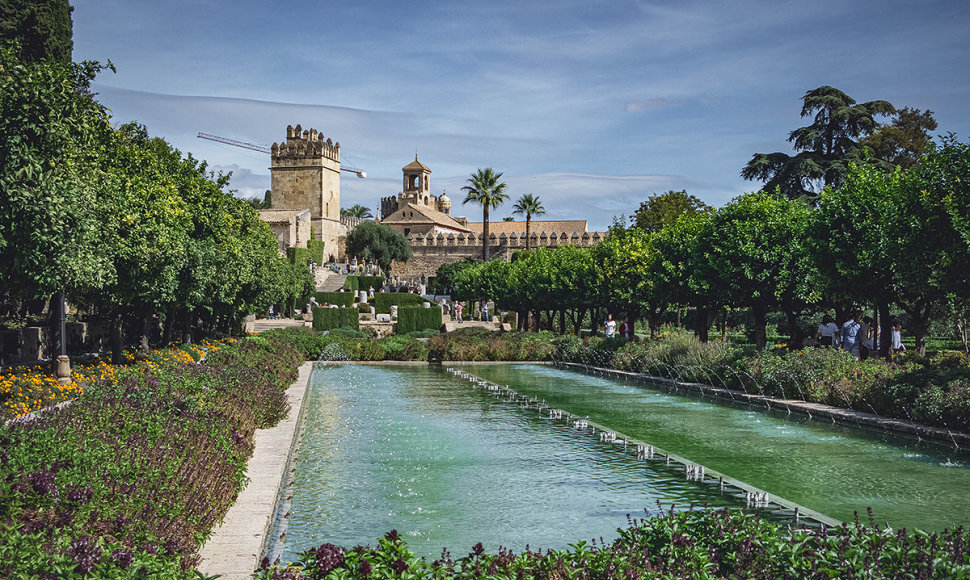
(0, 0, 74, 63)
(632, 190, 711, 233)
(741, 86, 895, 201)
(344, 221, 412, 272)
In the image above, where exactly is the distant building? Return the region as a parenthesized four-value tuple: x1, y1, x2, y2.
(258, 209, 311, 254)
(376, 157, 606, 282)
(266, 124, 346, 261)
(379, 156, 469, 236)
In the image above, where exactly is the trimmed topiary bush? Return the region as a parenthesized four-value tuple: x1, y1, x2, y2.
(312, 307, 360, 331)
(314, 292, 355, 307)
(375, 292, 427, 314)
(396, 305, 442, 334)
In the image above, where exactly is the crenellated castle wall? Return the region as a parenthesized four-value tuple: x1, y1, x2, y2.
(389, 230, 606, 282)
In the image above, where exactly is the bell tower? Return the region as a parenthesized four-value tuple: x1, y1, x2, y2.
(401, 155, 431, 205)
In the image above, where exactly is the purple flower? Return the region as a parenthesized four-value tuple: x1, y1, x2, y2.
(391, 557, 408, 574)
(311, 543, 345, 575)
(111, 549, 133, 569)
(69, 536, 101, 574)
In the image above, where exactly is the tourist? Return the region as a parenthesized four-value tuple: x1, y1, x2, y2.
(840, 311, 862, 359)
(482, 302, 490, 322)
(604, 314, 616, 338)
(859, 316, 873, 360)
(816, 314, 839, 348)
(455, 302, 463, 323)
(268, 305, 275, 320)
(368, 286, 375, 298)
(891, 318, 906, 354)
(618, 317, 631, 340)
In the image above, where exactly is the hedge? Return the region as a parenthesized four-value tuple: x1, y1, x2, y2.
(307, 239, 325, 265)
(375, 292, 428, 314)
(312, 306, 360, 331)
(343, 275, 385, 293)
(314, 291, 356, 307)
(286, 246, 311, 266)
(396, 305, 443, 334)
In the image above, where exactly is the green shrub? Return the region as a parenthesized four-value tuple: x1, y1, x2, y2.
(378, 335, 430, 361)
(286, 246, 311, 266)
(312, 307, 360, 331)
(343, 276, 359, 292)
(396, 305, 442, 334)
(328, 327, 370, 339)
(307, 239, 325, 265)
(375, 292, 427, 313)
(314, 291, 355, 307)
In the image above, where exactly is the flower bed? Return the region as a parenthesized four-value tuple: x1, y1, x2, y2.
(0, 334, 303, 577)
(256, 508, 969, 579)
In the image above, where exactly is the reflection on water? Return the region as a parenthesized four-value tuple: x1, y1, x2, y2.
(280, 363, 970, 562)
(468, 364, 970, 532)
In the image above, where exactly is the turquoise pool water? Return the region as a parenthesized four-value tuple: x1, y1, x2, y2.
(277, 363, 970, 561)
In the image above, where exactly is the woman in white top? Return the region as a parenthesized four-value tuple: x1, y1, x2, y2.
(891, 319, 906, 352)
(816, 314, 839, 347)
(604, 314, 617, 337)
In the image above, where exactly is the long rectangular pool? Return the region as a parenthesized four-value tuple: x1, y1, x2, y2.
(274, 363, 970, 561)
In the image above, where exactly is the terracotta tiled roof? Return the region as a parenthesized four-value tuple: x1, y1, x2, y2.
(465, 220, 589, 235)
(381, 203, 469, 232)
(402, 156, 431, 172)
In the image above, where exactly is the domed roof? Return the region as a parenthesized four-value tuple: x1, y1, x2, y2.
(438, 188, 451, 204)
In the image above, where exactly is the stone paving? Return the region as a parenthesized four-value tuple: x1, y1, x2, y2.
(196, 362, 313, 579)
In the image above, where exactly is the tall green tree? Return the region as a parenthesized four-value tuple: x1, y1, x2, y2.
(741, 86, 895, 201)
(861, 107, 938, 171)
(632, 190, 711, 233)
(694, 192, 814, 349)
(0, 0, 74, 63)
(511, 193, 545, 250)
(344, 220, 412, 274)
(0, 47, 114, 304)
(462, 167, 509, 260)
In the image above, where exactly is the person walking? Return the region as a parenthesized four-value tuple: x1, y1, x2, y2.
(841, 311, 862, 359)
(618, 317, 631, 340)
(891, 318, 906, 354)
(455, 302, 463, 323)
(481, 302, 490, 322)
(604, 314, 617, 338)
(816, 314, 839, 348)
(858, 316, 873, 360)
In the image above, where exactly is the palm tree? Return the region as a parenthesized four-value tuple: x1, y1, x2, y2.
(511, 193, 546, 250)
(340, 204, 373, 220)
(462, 168, 509, 261)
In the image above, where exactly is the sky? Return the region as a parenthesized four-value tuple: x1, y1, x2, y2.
(71, 0, 970, 231)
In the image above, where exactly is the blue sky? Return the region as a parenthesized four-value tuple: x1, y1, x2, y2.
(72, 0, 970, 231)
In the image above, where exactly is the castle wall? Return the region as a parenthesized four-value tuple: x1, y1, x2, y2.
(389, 230, 606, 283)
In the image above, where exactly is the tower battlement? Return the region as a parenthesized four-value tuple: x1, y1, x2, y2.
(271, 124, 340, 166)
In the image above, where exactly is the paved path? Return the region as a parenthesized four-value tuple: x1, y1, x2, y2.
(196, 362, 313, 579)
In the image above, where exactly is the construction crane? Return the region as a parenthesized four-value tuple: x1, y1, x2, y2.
(197, 132, 366, 178)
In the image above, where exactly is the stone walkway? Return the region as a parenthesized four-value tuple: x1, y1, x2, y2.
(252, 317, 308, 333)
(196, 362, 313, 579)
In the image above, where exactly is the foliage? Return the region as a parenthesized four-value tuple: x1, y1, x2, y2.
(374, 292, 427, 314)
(307, 239, 325, 265)
(0, 46, 115, 301)
(395, 305, 442, 335)
(0, 0, 74, 64)
(426, 328, 557, 362)
(0, 334, 302, 577)
(257, 509, 970, 579)
(343, 275, 384, 294)
(312, 306, 359, 331)
(344, 220, 411, 272)
(314, 292, 355, 307)
(861, 107, 938, 171)
(632, 189, 711, 233)
(340, 204, 372, 220)
(741, 86, 895, 201)
(462, 167, 509, 260)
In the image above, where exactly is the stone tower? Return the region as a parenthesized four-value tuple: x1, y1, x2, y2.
(270, 124, 342, 245)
